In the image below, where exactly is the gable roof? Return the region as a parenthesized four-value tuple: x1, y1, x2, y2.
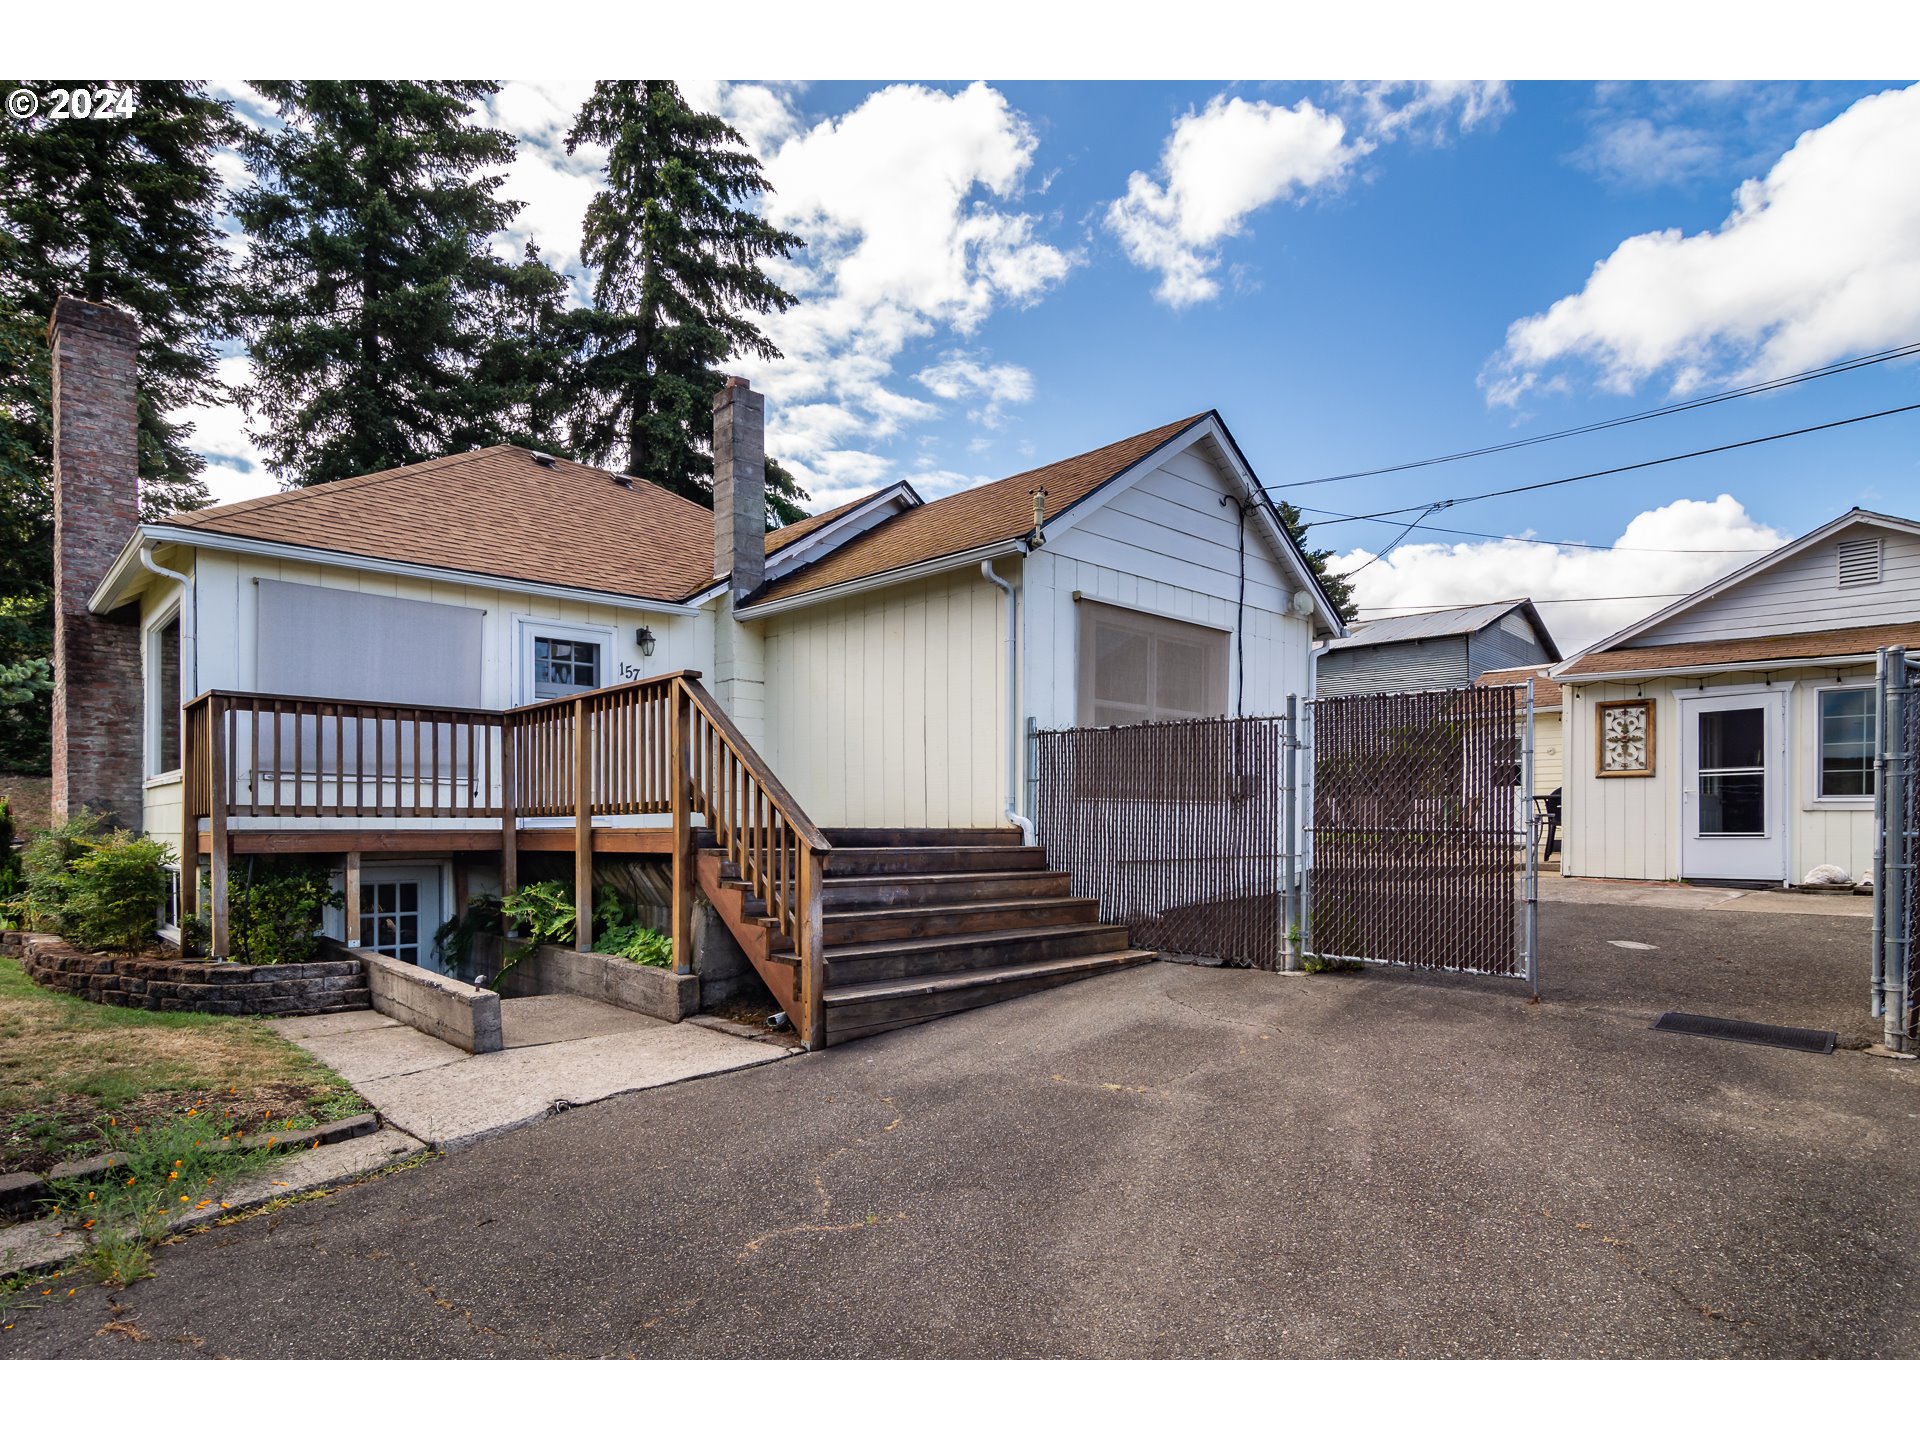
(745, 414, 1209, 607)
(1322, 599, 1559, 659)
(1476, 663, 1562, 709)
(159, 445, 724, 604)
(1556, 621, 1920, 680)
(1568, 508, 1920, 659)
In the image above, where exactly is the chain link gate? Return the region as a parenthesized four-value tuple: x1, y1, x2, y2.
(1872, 646, 1918, 1053)
(1304, 683, 1539, 987)
(1032, 713, 1302, 968)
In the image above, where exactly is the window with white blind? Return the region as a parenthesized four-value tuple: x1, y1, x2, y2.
(1076, 600, 1229, 727)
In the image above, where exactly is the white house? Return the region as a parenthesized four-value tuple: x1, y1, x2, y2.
(1551, 508, 1920, 886)
(47, 296, 1342, 1044)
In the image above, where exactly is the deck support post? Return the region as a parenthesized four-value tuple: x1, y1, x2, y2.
(207, 698, 231, 957)
(343, 851, 363, 946)
(499, 714, 518, 910)
(670, 682, 694, 975)
(574, 695, 594, 952)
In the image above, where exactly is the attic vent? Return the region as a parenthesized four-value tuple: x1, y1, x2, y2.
(529, 451, 557, 469)
(610, 474, 633, 489)
(1837, 536, 1883, 588)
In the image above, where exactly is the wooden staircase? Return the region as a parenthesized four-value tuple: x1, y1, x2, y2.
(698, 827, 1155, 1045)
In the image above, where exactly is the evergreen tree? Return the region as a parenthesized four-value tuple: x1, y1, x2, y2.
(1273, 498, 1358, 624)
(0, 80, 232, 775)
(566, 81, 809, 525)
(0, 79, 230, 520)
(464, 242, 589, 456)
(231, 81, 525, 484)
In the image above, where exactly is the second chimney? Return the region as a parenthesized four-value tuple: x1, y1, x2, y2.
(713, 377, 765, 601)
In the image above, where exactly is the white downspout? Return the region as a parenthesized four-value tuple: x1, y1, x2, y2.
(980, 559, 1036, 846)
(138, 542, 195, 695)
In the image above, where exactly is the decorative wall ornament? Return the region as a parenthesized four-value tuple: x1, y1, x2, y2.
(1596, 698, 1654, 778)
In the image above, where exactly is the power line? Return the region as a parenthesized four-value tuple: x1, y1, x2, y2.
(1300, 402, 1920, 532)
(1356, 592, 1689, 614)
(1278, 341, 1920, 489)
(1306, 510, 1777, 554)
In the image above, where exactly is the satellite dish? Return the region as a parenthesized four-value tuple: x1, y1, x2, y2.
(1290, 589, 1317, 617)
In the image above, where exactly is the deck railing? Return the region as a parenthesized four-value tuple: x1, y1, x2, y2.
(182, 672, 831, 1046)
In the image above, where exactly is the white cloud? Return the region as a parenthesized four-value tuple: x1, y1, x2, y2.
(713, 81, 1075, 507)
(1106, 95, 1365, 308)
(176, 352, 277, 506)
(477, 81, 601, 289)
(915, 351, 1034, 428)
(1489, 83, 1920, 405)
(1327, 495, 1790, 651)
(1572, 116, 1723, 189)
(1343, 81, 1511, 142)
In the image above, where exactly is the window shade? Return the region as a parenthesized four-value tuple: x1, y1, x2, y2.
(1077, 600, 1228, 726)
(256, 579, 483, 707)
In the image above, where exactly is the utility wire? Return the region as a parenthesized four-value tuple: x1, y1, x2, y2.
(1278, 341, 1920, 489)
(1300, 402, 1920, 532)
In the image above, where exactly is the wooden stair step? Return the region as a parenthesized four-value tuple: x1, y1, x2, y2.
(824, 950, 1157, 1043)
(819, 869, 1077, 908)
(822, 845, 1048, 876)
(815, 895, 1099, 944)
(824, 922, 1133, 985)
(822, 827, 1023, 848)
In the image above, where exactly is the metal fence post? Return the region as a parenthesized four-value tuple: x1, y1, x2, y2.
(1524, 677, 1540, 998)
(1282, 694, 1300, 971)
(1872, 648, 1889, 1021)
(1884, 647, 1912, 1052)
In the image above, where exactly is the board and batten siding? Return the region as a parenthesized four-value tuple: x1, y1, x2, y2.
(1024, 443, 1315, 729)
(1560, 665, 1877, 882)
(759, 566, 1005, 828)
(1629, 524, 1920, 646)
(1532, 710, 1564, 797)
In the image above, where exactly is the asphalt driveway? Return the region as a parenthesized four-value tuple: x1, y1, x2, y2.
(4, 895, 1913, 1359)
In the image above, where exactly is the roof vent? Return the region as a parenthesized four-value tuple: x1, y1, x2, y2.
(611, 474, 633, 489)
(529, 451, 557, 469)
(1837, 535, 1882, 588)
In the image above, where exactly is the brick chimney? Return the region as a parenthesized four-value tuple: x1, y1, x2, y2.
(49, 296, 144, 827)
(712, 377, 765, 602)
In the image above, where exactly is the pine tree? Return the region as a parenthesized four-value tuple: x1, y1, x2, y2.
(566, 81, 810, 525)
(1274, 499, 1358, 624)
(231, 82, 526, 485)
(0, 80, 232, 774)
(464, 242, 589, 456)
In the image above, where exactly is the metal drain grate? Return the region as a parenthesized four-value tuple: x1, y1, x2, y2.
(1651, 1012, 1837, 1054)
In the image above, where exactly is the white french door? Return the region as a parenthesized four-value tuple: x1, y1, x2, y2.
(1679, 690, 1787, 882)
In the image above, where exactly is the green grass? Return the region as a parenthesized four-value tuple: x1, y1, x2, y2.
(0, 953, 363, 1174)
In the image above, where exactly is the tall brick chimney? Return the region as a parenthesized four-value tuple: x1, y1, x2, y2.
(712, 377, 765, 602)
(49, 296, 144, 827)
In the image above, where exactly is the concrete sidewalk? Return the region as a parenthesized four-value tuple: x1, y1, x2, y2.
(1541, 874, 1873, 918)
(274, 999, 795, 1150)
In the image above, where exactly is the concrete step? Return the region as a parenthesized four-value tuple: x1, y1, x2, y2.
(824, 922, 1134, 986)
(823, 950, 1157, 1044)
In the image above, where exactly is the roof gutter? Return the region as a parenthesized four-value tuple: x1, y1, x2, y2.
(115, 524, 707, 616)
(735, 538, 1028, 619)
(1558, 653, 1881, 685)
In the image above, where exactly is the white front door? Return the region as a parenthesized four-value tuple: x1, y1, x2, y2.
(1679, 690, 1788, 882)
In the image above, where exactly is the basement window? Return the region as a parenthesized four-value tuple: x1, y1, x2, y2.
(1836, 536, 1883, 588)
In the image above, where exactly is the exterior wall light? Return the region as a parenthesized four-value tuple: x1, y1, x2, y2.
(636, 625, 656, 656)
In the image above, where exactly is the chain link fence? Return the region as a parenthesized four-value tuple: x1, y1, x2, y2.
(1305, 684, 1534, 980)
(1032, 715, 1297, 968)
(1873, 646, 1918, 1051)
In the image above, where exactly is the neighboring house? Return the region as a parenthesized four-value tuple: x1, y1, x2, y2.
(1315, 599, 1560, 697)
(1552, 508, 1920, 886)
(1475, 664, 1565, 798)
(45, 297, 1344, 1044)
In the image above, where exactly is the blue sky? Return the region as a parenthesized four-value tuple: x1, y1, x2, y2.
(193, 78, 1920, 649)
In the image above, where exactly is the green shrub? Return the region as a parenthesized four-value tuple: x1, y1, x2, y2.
(597, 919, 673, 967)
(431, 893, 503, 983)
(499, 879, 576, 947)
(228, 860, 342, 966)
(13, 810, 172, 952)
(0, 797, 20, 921)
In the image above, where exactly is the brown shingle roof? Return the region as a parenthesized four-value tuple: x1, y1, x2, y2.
(765, 491, 873, 553)
(162, 446, 721, 603)
(1476, 664, 1562, 708)
(747, 414, 1209, 606)
(1558, 622, 1920, 679)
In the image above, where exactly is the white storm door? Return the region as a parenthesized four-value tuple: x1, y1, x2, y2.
(1679, 691, 1787, 882)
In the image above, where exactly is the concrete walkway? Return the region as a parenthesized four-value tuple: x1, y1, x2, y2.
(273, 999, 794, 1150)
(1540, 873, 1873, 918)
